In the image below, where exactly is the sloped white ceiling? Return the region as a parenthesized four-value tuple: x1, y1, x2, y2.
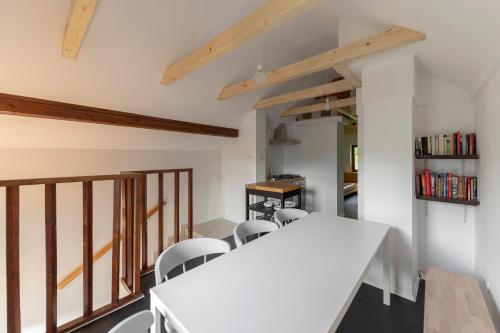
(0, 0, 338, 132)
(328, 0, 500, 95)
(0, 0, 498, 140)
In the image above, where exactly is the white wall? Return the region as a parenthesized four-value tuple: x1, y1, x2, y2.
(0, 147, 222, 332)
(414, 72, 477, 276)
(0, 115, 229, 151)
(221, 112, 259, 223)
(360, 54, 418, 301)
(283, 117, 343, 215)
(473, 64, 500, 328)
(266, 121, 285, 177)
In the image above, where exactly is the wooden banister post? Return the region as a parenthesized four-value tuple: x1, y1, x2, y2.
(6, 186, 21, 333)
(83, 181, 93, 317)
(174, 171, 180, 243)
(188, 170, 193, 239)
(121, 179, 127, 280)
(111, 180, 121, 305)
(45, 184, 57, 333)
(158, 173, 164, 254)
(133, 177, 144, 294)
(125, 179, 134, 289)
(141, 174, 147, 271)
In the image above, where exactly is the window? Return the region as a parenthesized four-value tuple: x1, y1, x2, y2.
(351, 145, 358, 172)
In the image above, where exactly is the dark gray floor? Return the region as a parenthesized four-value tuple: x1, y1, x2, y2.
(344, 193, 358, 219)
(75, 234, 425, 333)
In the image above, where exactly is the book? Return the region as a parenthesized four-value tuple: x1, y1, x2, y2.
(467, 177, 471, 201)
(414, 132, 477, 156)
(425, 169, 431, 196)
(452, 176, 458, 199)
(431, 174, 436, 197)
(458, 177, 464, 200)
(448, 173, 452, 198)
(450, 134, 455, 155)
(421, 174, 427, 195)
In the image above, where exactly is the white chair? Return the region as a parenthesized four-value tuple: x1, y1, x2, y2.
(155, 237, 231, 285)
(233, 220, 279, 248)
(155, 237, 231, 333)
(273, 208, 308, 227)
(107, 310, 154, 333)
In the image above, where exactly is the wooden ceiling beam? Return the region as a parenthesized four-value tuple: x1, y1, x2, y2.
(334, 108, 357, 122)
(254, 79, 353, 109)
(62, 0, 99, 59)
(280, 96, 356, 117)
(0, 93, 238, 138)
(161, 0, 321, 85)
(219, 25, 425, 100)
(333, 64, 361, 88)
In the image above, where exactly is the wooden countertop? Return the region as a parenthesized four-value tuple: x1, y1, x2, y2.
(246, 181, 301, 193)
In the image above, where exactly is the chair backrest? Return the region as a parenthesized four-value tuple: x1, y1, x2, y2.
(108, 310, 154, 333)
(233, 220, 279, 248)
(274, 208, 308, 227)
(155, 237, 231, 285)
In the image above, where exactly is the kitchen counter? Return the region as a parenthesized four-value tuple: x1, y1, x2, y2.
(245, 181, 302, 220)
(245, 180, 302, 193)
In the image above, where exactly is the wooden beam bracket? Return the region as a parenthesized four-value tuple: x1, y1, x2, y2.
(280, 96, 356, 117)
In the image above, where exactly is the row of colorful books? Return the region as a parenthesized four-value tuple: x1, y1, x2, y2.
(416, 169, 478, 201)
(415, 132, 477, 156)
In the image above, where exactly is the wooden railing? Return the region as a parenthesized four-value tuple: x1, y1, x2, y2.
(123, 168, 194, 273)
(1, 173, 145, 333)
(57, 201, 167, 290)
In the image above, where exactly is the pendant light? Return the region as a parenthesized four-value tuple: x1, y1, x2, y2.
(324, 96, 332, 111)
(253, 41, 266, 84)
(324, 70, 331, 111)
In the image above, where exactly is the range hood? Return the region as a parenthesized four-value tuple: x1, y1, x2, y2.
(269, 123, 300, 146)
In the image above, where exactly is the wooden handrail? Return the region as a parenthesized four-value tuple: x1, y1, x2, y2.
(121, 168, 194, 272)
(0, 173, 141, 187)
(1, 173, 143, 333)
(57, 201, 167, 289)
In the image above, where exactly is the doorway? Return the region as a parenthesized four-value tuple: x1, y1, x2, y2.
(343, 125, 358, 219)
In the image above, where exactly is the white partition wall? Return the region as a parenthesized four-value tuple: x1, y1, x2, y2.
(284, 117, 343, 215)
(359, 54, 419, 300)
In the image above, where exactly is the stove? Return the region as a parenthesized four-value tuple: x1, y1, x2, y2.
(268, 174, 303, 181)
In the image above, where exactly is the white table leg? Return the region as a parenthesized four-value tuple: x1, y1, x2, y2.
(151, 296, 161, 333)
(382, 234, 391, 306)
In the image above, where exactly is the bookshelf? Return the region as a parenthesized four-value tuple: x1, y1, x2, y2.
(416, 155, 479, 160)
(415, 132, 479, 207)
(416, 194, 480, 206)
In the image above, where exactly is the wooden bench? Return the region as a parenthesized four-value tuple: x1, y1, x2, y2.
(425, 266, 496, 333)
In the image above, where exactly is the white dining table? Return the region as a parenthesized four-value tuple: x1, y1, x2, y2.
(150, 212, 391, 333)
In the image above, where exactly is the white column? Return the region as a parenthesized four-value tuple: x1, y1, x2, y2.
(360, 54, 418, 301)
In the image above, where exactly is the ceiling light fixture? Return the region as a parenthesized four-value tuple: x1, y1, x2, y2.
(324, 69, 331, 111)
(324, 96, 332, 111)
(253, 41, 266, 84)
